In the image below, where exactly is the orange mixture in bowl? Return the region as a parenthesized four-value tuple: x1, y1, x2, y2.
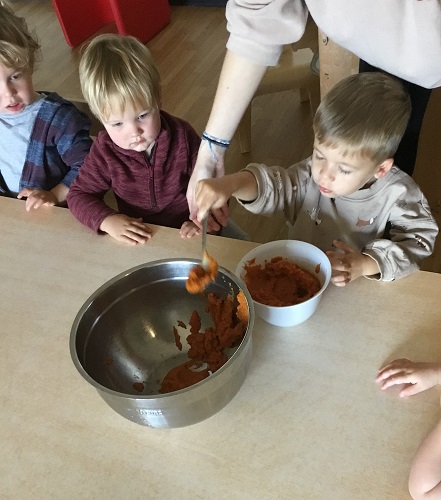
(186, 252, 219, 294)
(160, 290, 248, 394)
(243, 256, 321, 306)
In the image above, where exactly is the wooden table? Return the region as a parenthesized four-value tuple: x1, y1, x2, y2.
(2, 196, 441, 499)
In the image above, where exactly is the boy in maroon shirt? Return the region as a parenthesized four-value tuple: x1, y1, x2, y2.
(67, 34, 201, 245)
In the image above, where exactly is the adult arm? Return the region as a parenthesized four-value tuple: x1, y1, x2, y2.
(187, 50, 267, 222)
(188, 0, 309, 221)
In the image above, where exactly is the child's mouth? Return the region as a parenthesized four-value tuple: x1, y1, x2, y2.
(319, 185, 332, 194)
(7, 102, 24, 112)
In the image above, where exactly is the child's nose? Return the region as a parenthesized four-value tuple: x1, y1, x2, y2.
(131, 123, 143, 135)
(319, 166, 335, 183)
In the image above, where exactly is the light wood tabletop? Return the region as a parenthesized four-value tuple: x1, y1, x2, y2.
(1, 196, 441, 499)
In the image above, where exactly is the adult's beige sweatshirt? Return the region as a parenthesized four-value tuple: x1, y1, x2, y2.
(226, 0, 441, 88)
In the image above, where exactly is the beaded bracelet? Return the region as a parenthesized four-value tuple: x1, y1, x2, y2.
(201, 131, 231, 161)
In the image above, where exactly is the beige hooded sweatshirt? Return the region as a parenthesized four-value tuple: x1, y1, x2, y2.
(239, 160, 438, 281)
(226, 0, 441, 88)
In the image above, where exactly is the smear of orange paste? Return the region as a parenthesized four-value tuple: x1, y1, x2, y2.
(243, 256, 321, 306)
(173, 326, 183, 351)
(236, 289, 249, 323)
(160, 290, 248, 393)
(185, 252, 218, 294)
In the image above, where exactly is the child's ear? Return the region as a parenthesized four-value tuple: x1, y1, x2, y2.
(374, 158, 394, 179)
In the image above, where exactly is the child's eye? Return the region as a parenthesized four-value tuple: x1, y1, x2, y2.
(138, 112, 149, 120)
(10, 73, 22, 81)
(112, 122, 123, 127)
(314, 152, 324, 161)
(338, 166, 351, 175)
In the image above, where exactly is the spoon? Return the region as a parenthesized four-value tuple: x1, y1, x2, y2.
(201, 216, 209, 270)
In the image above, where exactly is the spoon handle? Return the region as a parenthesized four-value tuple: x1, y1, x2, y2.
(201, 217, 209, 270)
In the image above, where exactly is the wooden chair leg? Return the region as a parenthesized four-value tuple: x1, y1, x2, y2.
(238, 104, 252, 153)
(307, 78, 321, 117)
(299, 87, 309, 103)
(237, 47, 320, 154)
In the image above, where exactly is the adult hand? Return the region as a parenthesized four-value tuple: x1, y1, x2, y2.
(376, 358, 441, 397)
(187, 140, 229, 230)
(100, 214, 153, 245)
(326, 240, 380, 286)
(17, 188, 58, 211)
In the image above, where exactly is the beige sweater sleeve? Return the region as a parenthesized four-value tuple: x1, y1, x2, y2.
(226, 0, 309, 66)
(226, 0, 441, 87)
(362, 187, 439, 282)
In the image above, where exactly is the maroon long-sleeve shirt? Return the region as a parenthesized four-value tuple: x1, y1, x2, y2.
(67, 110, 200, 233)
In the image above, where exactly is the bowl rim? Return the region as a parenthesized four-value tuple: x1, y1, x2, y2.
(235, 240, 331, 310)
(70, 258, 255, 399)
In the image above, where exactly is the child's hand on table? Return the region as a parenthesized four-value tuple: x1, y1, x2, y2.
(100, 214, 152, 245)
(326, 240, 380, 286)
(17, 188, 59, 211)
(180, 220, 201, 239)
(376, 358, 441, 397)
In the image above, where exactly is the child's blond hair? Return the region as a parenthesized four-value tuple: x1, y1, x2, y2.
(79, 34, 161, 121)
(0, 1, 40, 71)
(313, 72, 411, 164)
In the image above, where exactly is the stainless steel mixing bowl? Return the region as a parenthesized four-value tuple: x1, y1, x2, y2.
(70, 259, 254, 429)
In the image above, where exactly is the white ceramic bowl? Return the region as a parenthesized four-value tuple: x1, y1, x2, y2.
(235, 240, 331, 327)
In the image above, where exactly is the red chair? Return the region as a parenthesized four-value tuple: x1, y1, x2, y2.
(51, 0, 171, 47)
(110, 0, 171, 43)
